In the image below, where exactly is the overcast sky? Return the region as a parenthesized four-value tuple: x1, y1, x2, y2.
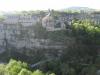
(0, 0, 100, 11)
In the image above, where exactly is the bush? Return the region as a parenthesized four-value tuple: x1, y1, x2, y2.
(32, 69, 44, 75)
(0, 64, 6, 75)
(18, 69, 32, 75)
(5, 59, 28, 75)
(0, 59, 53, 75)
(49, 73, 56, 75)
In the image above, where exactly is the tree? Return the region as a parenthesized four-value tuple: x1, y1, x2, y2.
(32, 69, 44, 75)
(0, 64, 6, 75)
(5, 59, 28, 75)
(71, 19, 100, 45)
(18, 69, 32, 75)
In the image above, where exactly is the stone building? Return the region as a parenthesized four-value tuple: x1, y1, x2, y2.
(3, 14, 19, 25)
(42, 11, 66, 31)
(90, 12, 100, 24)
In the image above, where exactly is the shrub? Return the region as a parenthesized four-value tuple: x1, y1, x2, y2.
(18, 68, 32, 75)
(5, 59, 28, 75)
(32, 69, 44, 75)
(0, 64, 6, 75)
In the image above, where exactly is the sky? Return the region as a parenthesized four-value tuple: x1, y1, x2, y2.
(0, 0, 100, 11)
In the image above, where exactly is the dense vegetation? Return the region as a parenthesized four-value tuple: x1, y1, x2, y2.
(72, 19, 100, 45)
(0, 59, 55, 75)
(70, 19, 100, 64)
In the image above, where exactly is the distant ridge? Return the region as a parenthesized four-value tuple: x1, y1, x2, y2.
(60, 6, 96, 12)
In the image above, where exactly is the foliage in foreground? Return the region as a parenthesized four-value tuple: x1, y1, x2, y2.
(0, 59, 55, 75)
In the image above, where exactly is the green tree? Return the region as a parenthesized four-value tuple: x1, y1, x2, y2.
(32, 69, 44, 75)
(0, 64, 6, 75)
(18, 69, 32, 75)
(5, 59, 28, 75)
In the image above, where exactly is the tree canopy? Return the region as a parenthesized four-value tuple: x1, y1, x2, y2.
(71, 19, 100, 45)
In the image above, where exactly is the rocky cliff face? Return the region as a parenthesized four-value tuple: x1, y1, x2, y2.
(0, 11, 73, 51)
(0, 20, 75, 61)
